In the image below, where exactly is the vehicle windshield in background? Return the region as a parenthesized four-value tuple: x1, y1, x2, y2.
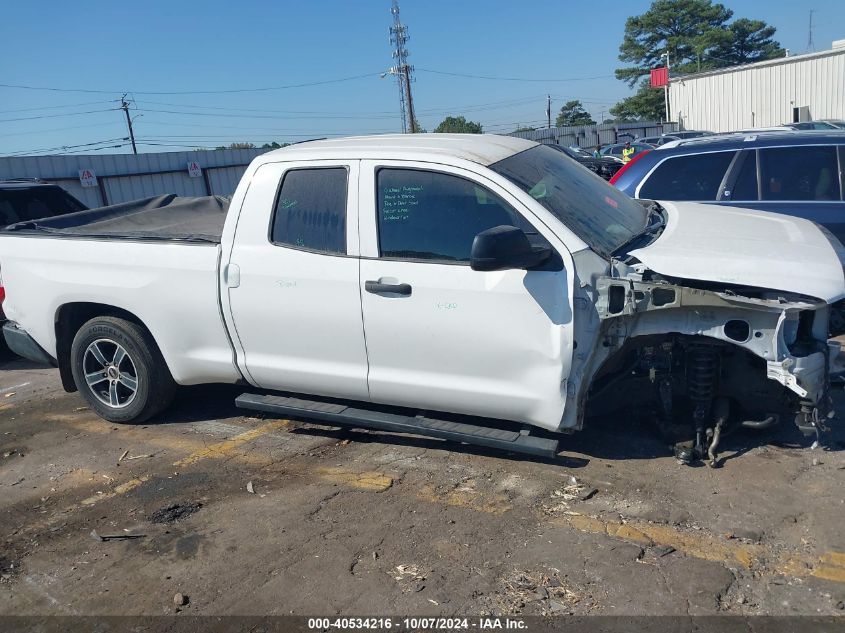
(489, 145, 647, 257)
(0, 186, 87, 226)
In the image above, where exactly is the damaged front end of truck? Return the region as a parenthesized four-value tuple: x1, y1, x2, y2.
(569, 200, 843, 466)
(575, 267, 837, 467)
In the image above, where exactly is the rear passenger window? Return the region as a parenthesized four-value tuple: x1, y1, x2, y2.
(759, 146, 841, 201)
(639, 151, 735, 200)
(726, 152, 758, 201)
(376, 168, 537, 263)
(271, 167, 347, 254)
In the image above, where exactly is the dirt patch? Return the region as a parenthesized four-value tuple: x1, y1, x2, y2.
(489, 568, 597, 616)
(149, 502, 202, 524)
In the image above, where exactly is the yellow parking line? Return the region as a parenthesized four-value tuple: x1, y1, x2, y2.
(173, 420, 292, 467)
(316, 467, 394, 492)
(553, 513, 845, 584)
(80, 476, 149, 506)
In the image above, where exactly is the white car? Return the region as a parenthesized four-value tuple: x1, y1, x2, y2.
(0, 134, 841, 464)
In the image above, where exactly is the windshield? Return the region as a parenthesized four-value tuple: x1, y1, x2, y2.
(489, 145, 648, 257)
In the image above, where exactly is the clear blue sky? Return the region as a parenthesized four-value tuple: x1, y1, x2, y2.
(1, 0, 843, 155)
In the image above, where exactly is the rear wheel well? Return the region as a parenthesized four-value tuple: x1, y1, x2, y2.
(55, 303, 151, 392)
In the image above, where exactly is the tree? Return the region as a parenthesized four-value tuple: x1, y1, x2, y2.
(555, 100, 596, 127)
(615, 0, 734, 86)
(433, 116, 483, 134)
(261, 141, 290, 149)
(712, 18, 785, 65)
(216, 142, 256, 150)
(513, 125, 536, 133)
(611, 0, 784, 120)
(609, 79, 666, 121)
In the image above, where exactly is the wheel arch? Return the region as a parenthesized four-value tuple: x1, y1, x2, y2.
(54, 303, 164, 393)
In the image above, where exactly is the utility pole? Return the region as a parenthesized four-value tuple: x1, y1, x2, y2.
(388, 0, 417, 133)
(547, 95, 552, 129)
(120, 95, 137, 154)
(661, 52, 671, 123)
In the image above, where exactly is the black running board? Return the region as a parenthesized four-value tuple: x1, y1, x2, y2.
(235, 393, 559, 458)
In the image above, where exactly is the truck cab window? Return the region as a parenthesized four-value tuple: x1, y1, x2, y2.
(271, 167, 347, 254)
(376, 168, 536, 263)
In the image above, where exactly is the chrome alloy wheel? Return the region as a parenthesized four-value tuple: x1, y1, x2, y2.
(83, 339, 139, 408)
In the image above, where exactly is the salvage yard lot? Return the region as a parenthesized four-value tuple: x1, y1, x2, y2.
(1, 356, 844, 616)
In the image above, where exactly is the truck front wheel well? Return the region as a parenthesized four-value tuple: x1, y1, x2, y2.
(54, 303, 151, 393)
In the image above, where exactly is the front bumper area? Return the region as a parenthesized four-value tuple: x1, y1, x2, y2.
(3, 322, 55, 366)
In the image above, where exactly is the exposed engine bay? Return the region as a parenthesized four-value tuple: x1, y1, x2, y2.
(574, 261, 837, 467)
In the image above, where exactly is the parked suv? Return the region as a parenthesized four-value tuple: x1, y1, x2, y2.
(611, 131, 845, 245)
(0, 179, 87, 227)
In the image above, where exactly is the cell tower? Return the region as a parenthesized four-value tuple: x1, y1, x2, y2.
(388, 0, 418, 133)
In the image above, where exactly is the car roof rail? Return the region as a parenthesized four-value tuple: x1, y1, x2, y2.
(0, 177, 49, 184)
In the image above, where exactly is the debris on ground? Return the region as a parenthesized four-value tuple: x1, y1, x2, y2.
(392, 564, 427, 592)
(246, 481, 255, 494)
(492, 569, 595, 616)
(0, 556, 18, 582)
(118, 450, 129, 462)
(542, 479, 598, 515)
(90, 529, 146, 542)
(173, 592, 188, 607)
(125, 453, 154, 460)
(149, 502, 202, 524)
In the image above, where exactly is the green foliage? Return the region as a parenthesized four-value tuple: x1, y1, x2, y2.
(513, 126, 537, 132)
(216, 142, 257, 150)
(616, 0, 734, 86)
(433, 116, 483, 134)
(712, 18, 785, 65)
(261, 142, 290, 149)
(609, 79, 666, 121)
(611, 0, 785, 120)
(554, 100, 596, 127)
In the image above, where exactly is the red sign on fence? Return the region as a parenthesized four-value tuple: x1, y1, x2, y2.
(650, 67, 669, 88)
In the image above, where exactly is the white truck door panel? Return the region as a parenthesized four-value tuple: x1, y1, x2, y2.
(359, 161, 574, 430)
(226, 160, 369, 400)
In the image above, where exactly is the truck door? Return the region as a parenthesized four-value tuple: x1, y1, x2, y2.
(357, 160, 574, 430)
(224, 160, 369, 400)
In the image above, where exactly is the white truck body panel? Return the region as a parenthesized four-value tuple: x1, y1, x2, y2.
(223, 159, 370, 401)
(0, 239, 239, 385)
(631, 201, 845, 302)
(357, 159, 574, 428)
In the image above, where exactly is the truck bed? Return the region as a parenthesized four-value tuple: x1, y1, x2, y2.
(3, 194, 229, 243)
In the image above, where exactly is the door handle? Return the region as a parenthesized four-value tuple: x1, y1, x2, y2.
(365, 280, 412, 296)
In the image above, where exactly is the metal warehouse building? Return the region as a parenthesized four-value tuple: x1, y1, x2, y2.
(669, 40, 845, 133)
(0, 148, 267, 208)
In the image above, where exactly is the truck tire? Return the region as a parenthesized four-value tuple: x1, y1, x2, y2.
(70, 316, 176, 423)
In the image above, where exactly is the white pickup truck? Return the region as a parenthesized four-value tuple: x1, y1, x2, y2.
(1, 135, 842, 463)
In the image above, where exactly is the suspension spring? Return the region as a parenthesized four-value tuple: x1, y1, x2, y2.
(687, 343, 719, 407)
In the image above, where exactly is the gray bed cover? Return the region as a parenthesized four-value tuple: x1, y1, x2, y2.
(4, 194, 230, 243)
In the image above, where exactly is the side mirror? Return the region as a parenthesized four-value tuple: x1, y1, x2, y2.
(470, 225, 552, 272)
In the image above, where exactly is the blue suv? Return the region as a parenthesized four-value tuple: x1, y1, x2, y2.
(611, 131, 845, 244)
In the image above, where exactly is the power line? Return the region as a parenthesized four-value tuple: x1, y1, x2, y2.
(0, 108, 118, 123)
(0, 137, 130, 157)
(0, 121, 124, 138)
(418, 68, 614, 82)
(0, 100, 116, 114)
(0, 72, 384, 95)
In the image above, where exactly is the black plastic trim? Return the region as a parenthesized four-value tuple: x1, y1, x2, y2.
(3, 322, 56, 366)
(235, 393, 559, 458)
